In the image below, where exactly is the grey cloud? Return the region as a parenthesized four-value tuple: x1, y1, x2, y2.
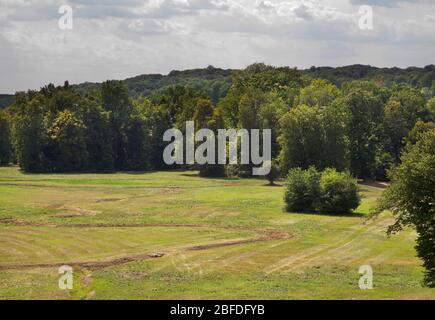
(350, 0, 435, 7)
(1, 0, 435, 93)
(294, 4, 314, 21)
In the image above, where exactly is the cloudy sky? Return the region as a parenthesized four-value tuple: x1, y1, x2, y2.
(1, 0, 435, 93)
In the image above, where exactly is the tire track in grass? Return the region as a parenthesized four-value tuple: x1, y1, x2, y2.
(264, 216, 391, 274)
(0, 224, 292, 271)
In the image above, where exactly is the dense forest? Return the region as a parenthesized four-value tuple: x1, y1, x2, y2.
(2, 64, 434, 110)
(1, 63, 434, 179)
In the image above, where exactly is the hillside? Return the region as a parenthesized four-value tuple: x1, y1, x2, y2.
(302, 64, 435, 88)
(72, 66, 233, 104)
(2, 64, 434, 107)
(71, 64, 435, 102)
(0, 95, 13, 109)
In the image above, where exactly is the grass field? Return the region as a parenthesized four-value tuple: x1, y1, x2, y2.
(0, 166, 433, 300)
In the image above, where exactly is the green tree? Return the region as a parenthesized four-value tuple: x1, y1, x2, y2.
(333, 89, 383, 178)
(405, 121, 435, 146)
(152, 85, 206, 128)
(82, 95, 115, 172)
(284, 167, 320, 212)
(192, 98, 225, 177)
(321, 103, 350, 171)
(12, 94, 49, 172)
(376, 129, 435, 287)
(49, 110, 88, 172)
(217, 63, 303, 128)
(0, 110, 11, 165)
(101, 80, 132, 170)
(427, 97, 435, 122)
(258, 93, 288, 159)
(279, 105, 323, 174)
(383, 88, 428, 161)
(317, 168, 360, 215)
(296, 79, 339, 107)
(138, 100, 172, 170)
(125, 113, 150, 171)
(193, 99, 214, 129)
(278, 104, 349, 174)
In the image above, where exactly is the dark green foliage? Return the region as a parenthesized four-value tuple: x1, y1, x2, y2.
(278, 104, 348, 175)
(193, 98, 226, 177)
(145, 105, 172, 170)
(0, 111, 12, 165)
(69, 65, 435, 105)
(217, 63, 303, 129)
(427, 97, 435, 121)
(295, 79, 339, 107)
(383, 87, 428, 161)
(3, 63, 434, 183)
(284, 167, 360, 214)
(101, 80, 132, 170)
(405, 121, 435, 146)
(73, 66, 232, 104)
(317, 168, 360, 214)
(8, 82, 154, 173)
(151, 85, 207, 128)
(266, 160, 280, 186)
(0, 95, 14, 109)
(12, 94, 49, 172)
(304, 64, 435, 90)
(124, 114, 150, 171)
(48, 110, 88, 172)
(333, 89, 384, 179)
(377, 129, 435, 287)
(81, 99, 115, 172)
(284, 167, 320, 213)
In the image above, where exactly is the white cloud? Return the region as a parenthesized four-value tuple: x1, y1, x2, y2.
(0, 0, 435, 93)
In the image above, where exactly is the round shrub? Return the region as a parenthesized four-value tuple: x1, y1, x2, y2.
(284, 167, 320, 212)
(317, 168, 360, 214)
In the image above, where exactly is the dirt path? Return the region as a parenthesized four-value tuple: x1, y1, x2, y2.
(0, 223, 292, 271)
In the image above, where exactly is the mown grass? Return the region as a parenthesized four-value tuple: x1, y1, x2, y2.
(0, 166, 433, 300)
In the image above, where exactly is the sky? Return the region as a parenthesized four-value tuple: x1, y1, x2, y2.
(1, 0, 435, 93)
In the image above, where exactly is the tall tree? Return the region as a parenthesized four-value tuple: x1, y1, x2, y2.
(12, 94, 49, 172)
(101, 80, 132, 170)
(81, 94, 115, 172)
(383, 87, 428, 161)
(377, 129, 435, 287)
(279, 104, 349, 175)
(137, 99, 172, 170)
(0, 110, 12, 165)
(125, 105, 151, 171)
(49, 110, 88, 172)
(279, 105, 324, 174)
(333, 89, 383, 178)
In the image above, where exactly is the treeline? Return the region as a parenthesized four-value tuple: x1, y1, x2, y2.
(0, 63, 434, 179)
(0, 81, 183, 172)
(302, 64, 435, 90)
(72, 64, 435, 104)
(72, 66, 233, 105)
(2, 64, 434, 111)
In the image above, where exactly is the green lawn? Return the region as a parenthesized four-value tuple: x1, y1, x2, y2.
(0, 166, 433, 300)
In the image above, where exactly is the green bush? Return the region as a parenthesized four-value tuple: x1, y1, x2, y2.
(318, 168, 360, 214)
(284, 167, 360, 214)
(284, 167, 320, 212)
